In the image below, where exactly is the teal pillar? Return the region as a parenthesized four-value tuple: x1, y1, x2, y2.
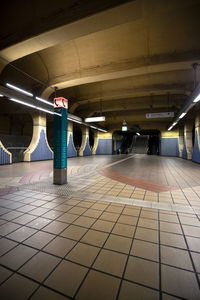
(53, 97, 68, 184)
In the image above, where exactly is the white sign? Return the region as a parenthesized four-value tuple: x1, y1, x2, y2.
(146, 112, 174, 119)
(122, 126, 127, 131)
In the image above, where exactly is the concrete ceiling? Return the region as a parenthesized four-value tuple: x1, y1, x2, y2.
(1, 0, 200, 131)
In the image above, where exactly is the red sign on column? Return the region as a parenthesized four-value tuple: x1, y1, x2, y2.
(54, 97, 68, 109)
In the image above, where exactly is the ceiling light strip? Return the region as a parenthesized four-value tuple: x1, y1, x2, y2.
(6, 83, 33, 97)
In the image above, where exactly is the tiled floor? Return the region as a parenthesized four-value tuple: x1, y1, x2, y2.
(0, 155, 200, 299)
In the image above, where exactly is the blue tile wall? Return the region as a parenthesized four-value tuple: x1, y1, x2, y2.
(160, 138, 179, 157)
(182, 136, 187, 159)
(0, 144, 11, 165)
(192, 130, 200, 163)
(96, 138, 112, 155)
(67, 134, 77, 158)
(31, 129, 53, 161)
(83, 137, 91, 156)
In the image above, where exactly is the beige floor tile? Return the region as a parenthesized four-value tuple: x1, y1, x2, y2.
(0, 244, 37, 270)
(140, 211, 158, 220)
(27, 217, 51, 229)
(0, 237, 18, 256)
(0, 222, 21, 236)
(161, 245, 193, 271)
(182, 225, 200, 238)
(42, 220, 68, 234)
(162, 294, 180, 300)
(73, 216, 96, 228)
(106, 206, 123, 214)
(68, 207, 87, 215)
(7, 226, 37, 242)
(57, 213, 79, 223)
(76, 202, 94, 209)
(29, 207, 49, 216)
(160, 222, 182, 234)
(44, 236, 76, 257)
(0, 273, 38, 300)
(186, 236, 200, 252)
(125, 256, 159, 289)
(0, 266, 13, 284)
(45, 260, 88, 297)
(122, 208, 140, 217)
(112, 223, 135, 238)
(66, 242, 100, 267)
(118, 280, 159, 300)
(131, 239, 159, 262)
(162, 265, 200, 299)
(60, 225, 87, 241)
(92, 219, 114, 233)
(19, 251, 60, 282)
(159, 214, 179, 223)
(13, 214, 37, 225)
(135, 227, 158, 243)
(30, 286, 69, 300)
(94, 249, 127, 277)
(91, 203, 109, 210)
(160, 232, 186, 249)
(24, 231, 55, 249)
(81, 229, 108, 247)
(54, 204, 73, 212)
(76, 270, 120, 300)
(191, 252, 200, 273)
(42, 210, 63, 220)
(138, 218, 158, 230)
(1, 211, 23, 221)
(83, 209, 102, 218)
(104, 234, 132, 254)
(118, 215, 138, 226)
(100, 212, 119, 222)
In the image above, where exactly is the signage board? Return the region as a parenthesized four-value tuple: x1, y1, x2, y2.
(54, 97, 68, 109)
(146, 112, 174, 119)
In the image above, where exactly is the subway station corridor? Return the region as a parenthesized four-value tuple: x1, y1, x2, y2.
(1, 0, 200, 299)
(0, 154, 200, 299)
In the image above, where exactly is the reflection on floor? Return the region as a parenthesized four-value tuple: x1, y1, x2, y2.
(0, 155, 200, 299)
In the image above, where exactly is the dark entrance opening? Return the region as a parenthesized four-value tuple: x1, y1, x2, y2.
(73, 126, 82, 154)
(192, 125, 195, 147)
(89, 129, 94, 149)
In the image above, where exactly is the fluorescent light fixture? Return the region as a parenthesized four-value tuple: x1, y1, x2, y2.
(36, 107, 54, 115)
(172, 122, 177, 126)
(36, 96, 53, 106)
(90, 126, 98, 130)
(0, 94, 3, 97)
(85, 116, 105, 122)
(122, 126, 128, 132)
(98, 128, 108, 132)
(54, 112, 62, 116)
(168, 126, 173, 131)
(10, 97, 36, 109)
(6, 83, 33, 97)
(9, 97, 61, 116)
(136, 132, 140, 136)
(193, 93, 200, 103)
(179, 112, 186, 119)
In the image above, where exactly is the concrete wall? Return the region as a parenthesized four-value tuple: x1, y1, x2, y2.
(192, 113, 200, 163)
(24, 112, 53, 162)
(79, 126, 91, 156)
(182, 122, 193, 160)
(67, 121, 77, 158)
(96, 132, 112, 155)
(160, 131, 179, 157)
(0, 140, 12, 165)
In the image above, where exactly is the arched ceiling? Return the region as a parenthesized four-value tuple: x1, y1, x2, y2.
(1, 0, 200, 131)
